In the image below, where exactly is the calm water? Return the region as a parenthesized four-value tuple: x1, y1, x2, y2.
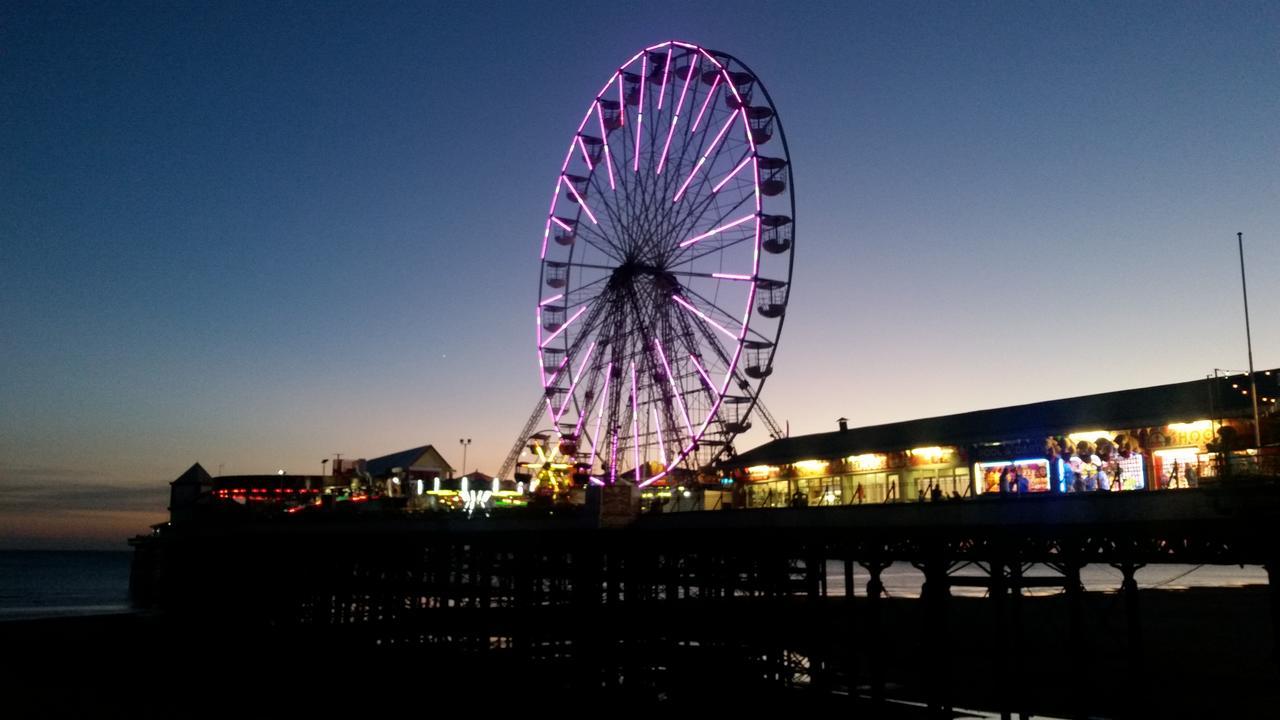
(0, 551, 133, 620)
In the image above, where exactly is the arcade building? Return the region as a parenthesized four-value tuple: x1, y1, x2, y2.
(725, 369, 1279, 508)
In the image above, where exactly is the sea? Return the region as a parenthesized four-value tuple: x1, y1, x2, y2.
(0, 550, 133, 621)
(0, 550, 1269, 621)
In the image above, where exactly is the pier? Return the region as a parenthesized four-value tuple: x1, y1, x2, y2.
(128, 479, 1280, 716)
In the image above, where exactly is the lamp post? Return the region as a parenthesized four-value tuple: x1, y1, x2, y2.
(1237, 232, 1262, 448)
(459, 438, 472, 478)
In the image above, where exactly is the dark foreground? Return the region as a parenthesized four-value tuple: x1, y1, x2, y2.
(5, 586, 1277, 717)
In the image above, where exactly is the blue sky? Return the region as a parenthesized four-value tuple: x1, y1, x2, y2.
(2, 1, 1277, 547)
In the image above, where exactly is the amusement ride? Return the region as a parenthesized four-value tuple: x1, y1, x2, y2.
(499, 40, 796, 490)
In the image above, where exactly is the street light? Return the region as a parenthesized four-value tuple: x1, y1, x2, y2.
(459, 438, 472, 477)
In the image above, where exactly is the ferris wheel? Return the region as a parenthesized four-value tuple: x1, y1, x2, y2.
(533, 40, 795, 486)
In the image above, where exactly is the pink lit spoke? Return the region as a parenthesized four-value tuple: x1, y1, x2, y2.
(673, 111, 739, 203)
(689, 353, 718, 399)
(657, 122, 677, 176)
(539, 293, 564, 306)
(711, 273, 754, 281)
(542, 354, 569, 387)
(629, 361, 640, 479)
(562, 178, 598, 225)
(639, 470, 666, 488)
(540, 305, 587, 347)
(555, 341, 597, 420)
(653, 407, 667, 466)
(657, 54, 696, 176)
(679, 214, 755, 248)
(634, 55, 646, 173)
(712, 154, 753, 193)
(690, 74, 720, 134)
(550, 216, 573, 232)
(609, 428, 619, 485)
(656, 47, 672, 110)
(673, 294, 739, 341)
(594, 103, 617, 191)
(587, 364, 613, 474)
(654, 337, 694, 438)
(577, 135, 594, 171)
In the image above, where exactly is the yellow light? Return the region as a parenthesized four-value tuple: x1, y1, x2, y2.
(794, 459, 829, 474)
(746, 465, 779, 478)
(1167, 420, 1212, 432)
(1067, 430, 1114, 443)
(908, 446, 949, 463)
(846, 453, 887, 471)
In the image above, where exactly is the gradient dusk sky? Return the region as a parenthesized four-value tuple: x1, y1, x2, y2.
(3, 1, 1277, 548)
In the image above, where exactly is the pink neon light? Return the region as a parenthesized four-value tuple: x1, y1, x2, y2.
(679, 214, 755, 247)
(543, 355, 570, 388)
(672, 294, 739, 341)
(653, 406, 667, 466)
(633, 55, 647, 173)
(609, 428, 619, 484)
(671, 159, 703, 203)
(540, 305, 587, 347)
(551, 216, 573, 232)
(539, 293, 564, 306)
(589, 477, 605, 486)
(577, 135, 594, 171)
(587, 362, 613, 475)
(562, 178, 598, 225)
(555, 341, 597, 420)
(689, 353, 718, 398)
(639, 470, 666, 488)
(711, 273, 753, 281)
(654, 337, 694, 438)
(656, 53, 696, 176)
(712, 154, 753, 193)
(630, 361, 640, 481)
(656, 47, 672, 110)
(690, 74, 720, 134)
(594, 103, 616, 191)
(541, 175, 564, 259)
(673, 111, 740, 203)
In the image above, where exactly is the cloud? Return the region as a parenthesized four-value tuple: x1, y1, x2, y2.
(0, 465, 168, 513)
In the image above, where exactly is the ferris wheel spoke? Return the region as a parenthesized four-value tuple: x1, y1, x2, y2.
(680, 283, 752, 333)
(671, 293, 740, 343)
(671, 231, 757, 268)
(656, 53, 698, 176)
(673, 110, 742, 203)
(573, 218, 628, 263)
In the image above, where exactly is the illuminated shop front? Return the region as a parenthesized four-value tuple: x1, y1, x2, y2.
(725, 368, 1276, 506)
(741, 447, 968, 507)
(974, 459, 1050, 494)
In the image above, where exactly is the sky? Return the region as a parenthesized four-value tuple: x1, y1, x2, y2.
(3, 1, 1277, 548)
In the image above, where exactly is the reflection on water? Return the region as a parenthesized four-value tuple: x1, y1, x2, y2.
(822, 561, 1268, 599)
